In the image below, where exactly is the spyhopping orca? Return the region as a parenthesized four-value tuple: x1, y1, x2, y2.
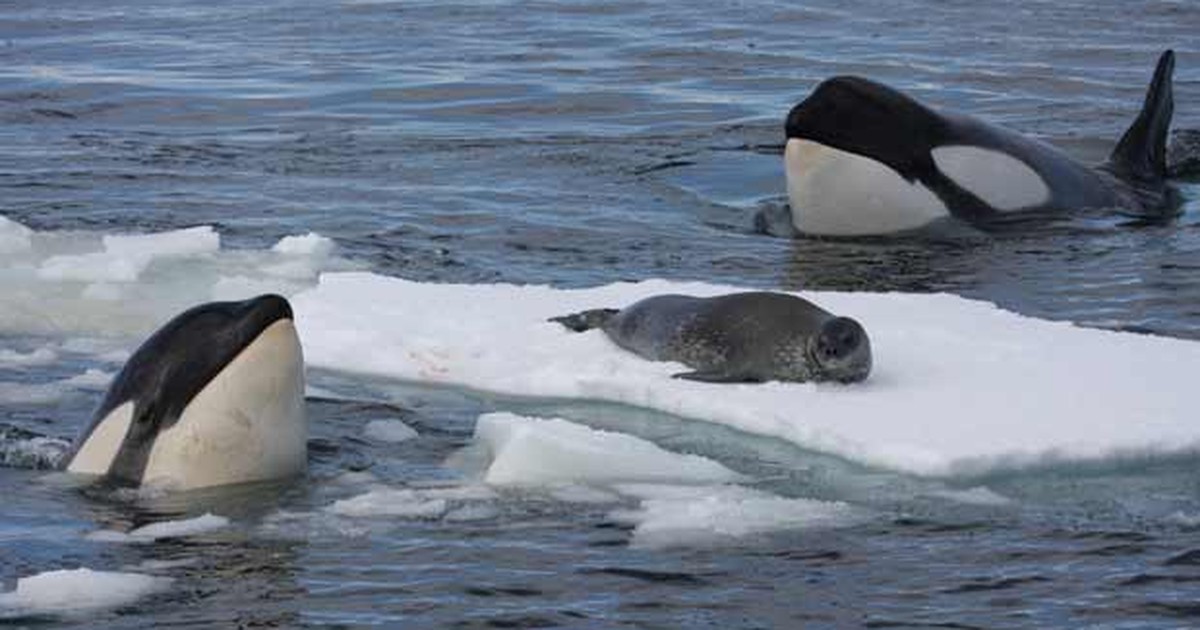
(65, 294, 307, 490)
(771, 50, 1179, 236)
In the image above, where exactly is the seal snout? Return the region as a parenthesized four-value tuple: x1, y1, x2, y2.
(813, 316, 872, 383)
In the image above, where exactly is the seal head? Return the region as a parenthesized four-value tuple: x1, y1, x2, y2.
(809, 316, 871, 383)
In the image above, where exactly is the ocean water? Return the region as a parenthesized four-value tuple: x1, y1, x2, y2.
(2, 0, 1200, 627)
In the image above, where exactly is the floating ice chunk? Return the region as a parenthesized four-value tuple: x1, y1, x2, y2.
(0, 223, 352, 339)
(331, 470, 380, 486)
(82, 282, 124, 301)
(130, 513, 230, 539)
(86, 513, 230, 543)
(328, 489, 447, 519)
(0, 347, 57, 367)
(328, 465, 379, 487)
(60, 337, 131, 361)
(205, 235, 337, 295)
(363, 419, 418, 443)
(0, 215, 33, 254)
(611, 483, 863, 548)
(273, 232, 335, 257)
(39, 252, 144, 283)
(262, 260, 321, 280)
(63, 368, 113, 390)
(926, 486, 1014, 506)
(412, 483, 500, 501)
(38, 226, 219, 283)
(0, 368, 114, 405)
(0, 431, 71, 470)
(270, 484, 499, 532)
(473, 412, 742, 486)
(444, 504, 500, 522)
(548, 484, 623, 504)
(0, 568, 172, 615)
(260, 508, 371, 539)
(1165, 511, 1200, 528)
(0, 382, 63, 405)
(122, 558, 198, 572)
(327, 485, 497, 519)
(261, 233, 337, 280)
(102, 226, 220, 259)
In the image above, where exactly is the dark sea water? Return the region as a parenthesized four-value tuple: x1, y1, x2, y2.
(2, 0, 1200, 628)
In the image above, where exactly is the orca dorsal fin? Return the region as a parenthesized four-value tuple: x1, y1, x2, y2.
(1108, 49, 1175, 180)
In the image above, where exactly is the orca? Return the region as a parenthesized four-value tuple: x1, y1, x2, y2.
(65, 294, 307, 490)
(771, 50, 1179, 236)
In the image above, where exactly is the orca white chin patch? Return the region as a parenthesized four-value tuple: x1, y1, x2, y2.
(141, 319, 307, 490)
(785, 138, 948, 236)
(931, 145, 1049, 211)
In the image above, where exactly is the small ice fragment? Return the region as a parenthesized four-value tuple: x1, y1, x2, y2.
(0, 568, 172, 614)
(87, 513, 230, 543)
(363, 419, 418, 443)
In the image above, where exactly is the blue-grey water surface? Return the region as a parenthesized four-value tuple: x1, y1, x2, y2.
(2, 0, 1200, 628)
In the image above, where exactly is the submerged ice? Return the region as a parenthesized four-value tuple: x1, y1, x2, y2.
(472, 412, 741, 486)
(322, 412, 860, 547)
(470, 412, 862, 547)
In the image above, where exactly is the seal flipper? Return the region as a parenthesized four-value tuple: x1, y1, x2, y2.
(1107, 49, 1174, 181)
(550, 308, 619, 332)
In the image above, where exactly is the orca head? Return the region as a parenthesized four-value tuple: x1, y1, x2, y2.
(783, 77, 953, 235)
(786, 76, 945, 180)
(784, 76, 1065, 234)
(66, 294, 307, 490)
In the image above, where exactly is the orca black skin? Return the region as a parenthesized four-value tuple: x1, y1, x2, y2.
(777, 50, 1178, 235)
(67, 294, 298, 485)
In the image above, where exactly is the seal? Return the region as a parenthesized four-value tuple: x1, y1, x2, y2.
(762, 50, 1179, 236)
(65, 294, 307, 490)
(552, 292, 871, 383)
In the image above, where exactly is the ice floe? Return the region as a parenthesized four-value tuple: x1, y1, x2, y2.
(292, 273, 1200, 477)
